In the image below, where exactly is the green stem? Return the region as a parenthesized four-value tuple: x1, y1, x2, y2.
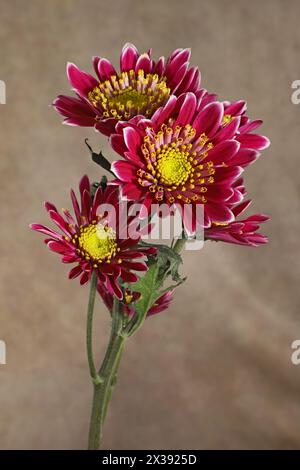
(173, 234, 187, 254)
(86, 234, 186, 449)
(101, 345, 123, 422)
(86, 271, 99, 382)
(88, 297, 126, 450)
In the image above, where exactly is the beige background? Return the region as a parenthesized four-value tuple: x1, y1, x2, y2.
(0, 0, 299, 450)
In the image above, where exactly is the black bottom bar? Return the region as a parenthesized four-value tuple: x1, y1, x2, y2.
(0, 449, 299, 465)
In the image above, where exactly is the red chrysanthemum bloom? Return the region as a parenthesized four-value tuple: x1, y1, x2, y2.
(53, 43, 201, 136)
(97, 283, 174, 317)
(30, 176, 155, 299)
(192, 96, 270, 153)
(110, 92, 270, 235)
(205, 199, 269, 246)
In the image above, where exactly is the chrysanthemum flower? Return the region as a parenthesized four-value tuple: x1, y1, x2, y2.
(97, 283, 174, 317)
(30, 176, 155, 299)
(53, 43, 201, 136)
(110, 92, 270, 235)
(204, 199, 269, 246)
(193, 96, 270, 152)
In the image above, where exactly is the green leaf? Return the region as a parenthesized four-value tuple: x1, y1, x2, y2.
(125, 262, 161, 335)
(139, 241, 185, 284)
(124, 243, 187, 336)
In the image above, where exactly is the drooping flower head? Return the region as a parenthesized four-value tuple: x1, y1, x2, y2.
(30, 176, 155, 299)
(97, 282, 174, 317)
(110, 92, 270, 235)
(53, 43, 201, 136)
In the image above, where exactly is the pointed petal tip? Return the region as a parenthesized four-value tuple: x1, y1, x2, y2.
(122, 42, 138, 51)
(263, 136, 271, 149)
(66, 61, 76, 76)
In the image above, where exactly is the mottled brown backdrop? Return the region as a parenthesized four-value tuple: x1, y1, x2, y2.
(0, 0, 300, 450)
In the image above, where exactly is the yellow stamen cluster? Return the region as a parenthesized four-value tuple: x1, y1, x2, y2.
(156, 147, 192, 186)
(76, 222, 117, 263)
(137, 124, 216, 204)
(88, 69, 170, 120)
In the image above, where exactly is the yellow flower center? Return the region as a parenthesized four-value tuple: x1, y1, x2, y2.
(88, 69, 170, 120)
(77, 223, 117, 261)
(138, 124, 216, 205)
(156, 148, 192, 187)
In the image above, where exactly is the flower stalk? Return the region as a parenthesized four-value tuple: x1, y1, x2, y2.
(86, 271, 100, 384)
(173, 236, 187, 255)
(87, 289, 126, 450)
